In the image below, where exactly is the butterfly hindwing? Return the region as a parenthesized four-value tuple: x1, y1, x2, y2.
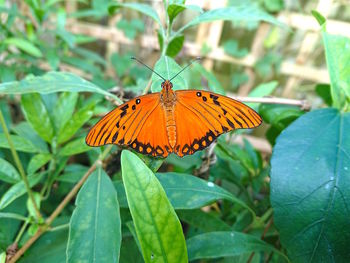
(174, 90, 262, 157)
(86, 93, 171, 157)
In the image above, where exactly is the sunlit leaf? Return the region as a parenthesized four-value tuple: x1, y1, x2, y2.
(21, 93, 54, 143)
(0, 72, 122, 103)
(121, 150, 188, 263)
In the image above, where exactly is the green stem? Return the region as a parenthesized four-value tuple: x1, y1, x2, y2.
(14, 219, 29, 244)
(0, 110, 42, 221)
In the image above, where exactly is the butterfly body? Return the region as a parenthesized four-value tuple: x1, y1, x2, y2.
(86, 80, 262, 158)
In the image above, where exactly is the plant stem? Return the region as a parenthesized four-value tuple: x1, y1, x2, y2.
(7, 146, 112, 263)
(14, 220, 29, 244)
(0, 110, 42, 221)
(228, 95, 310, 110)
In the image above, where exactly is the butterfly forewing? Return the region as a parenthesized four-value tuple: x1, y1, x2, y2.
(173, 90, 262, 157)
(86, 93, 171, 157)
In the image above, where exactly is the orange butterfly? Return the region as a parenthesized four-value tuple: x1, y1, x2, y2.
(86, 59, 262, 158)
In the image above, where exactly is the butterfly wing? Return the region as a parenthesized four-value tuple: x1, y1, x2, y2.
(174, 90, 262, 157)
(86, 93, 172, 157)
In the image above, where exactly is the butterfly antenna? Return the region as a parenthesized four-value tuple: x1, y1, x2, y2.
(169, 57, 201, 81)
(131, 57, 166, 81)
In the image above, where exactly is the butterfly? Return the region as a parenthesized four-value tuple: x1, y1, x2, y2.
(86, 59, 262, 158)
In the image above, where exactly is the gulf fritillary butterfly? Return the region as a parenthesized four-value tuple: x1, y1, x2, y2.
(86, 60, 262, 158)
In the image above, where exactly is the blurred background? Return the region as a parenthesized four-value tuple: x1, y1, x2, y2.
(1, 0, 350, 154)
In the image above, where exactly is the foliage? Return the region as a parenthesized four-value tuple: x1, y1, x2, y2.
(0, 1, 349, 263)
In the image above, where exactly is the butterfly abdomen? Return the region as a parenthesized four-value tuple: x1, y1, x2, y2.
(164, 106, 177, 148)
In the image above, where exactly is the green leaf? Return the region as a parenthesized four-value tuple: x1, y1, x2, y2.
(21, 93, 54, 143)
(271, 108, 350, 262)
(315, 84, 332, 106)
(27, 153, 52, 175)
(12, 122, 49, 153)
(167, 4, 185, 24)
(248, 81, 278, 97)
(263, 0, 284, 12)
(109, 3, 162, 27)
(26, 192, 41, 220)
(156, 173, 253, 213)
(0, 134, 43, 153)
(52, 92, 78, 132)
(121, 150, 188, 263)
(117, 18, 145, 40)
(57, 164, 89, 183)
(193, 64, 224, 94)
(0, 72, 122, 103)
(67, 167, 121, 262)
(177, 209, 231, 232)
(151, 56, 188, 92)
(311, 10, 326, 26)
(4, 37, 43, 57)
(0, 173, 44, 210)
(19, 222, 68, 263)
(57, 102, 94, 144)
(223, 40, 249, 58)
(177, 5, 287, 35)
(166, 35, 184, 58)
(59, 137, 92, 156)
(0, 158, 20, 184)
(322, 29, 350, 110)
(247, 81, 278, 110)
(0, 196, 27, 252)
(187, 231, 288, 262)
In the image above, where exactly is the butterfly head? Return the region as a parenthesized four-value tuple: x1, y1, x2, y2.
(161, 80, 173, 91)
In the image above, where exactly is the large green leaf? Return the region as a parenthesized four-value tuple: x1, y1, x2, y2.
(187, 231, 288, 262)
(66, 167, 121, 263)
(0, 72, 122, 103)
(21, 93, 54, 143)
(177, 5, 286, 36)
(271, 108, 350, 262)
(0, 158, 20, 184)
(322, 30, 350, 110)
(121, 150, 188, 263)
(151, 56, 188, 92)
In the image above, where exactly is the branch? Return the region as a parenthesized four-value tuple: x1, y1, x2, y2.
(7, 146, 113, 263)
(228, 94, 310, 110)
